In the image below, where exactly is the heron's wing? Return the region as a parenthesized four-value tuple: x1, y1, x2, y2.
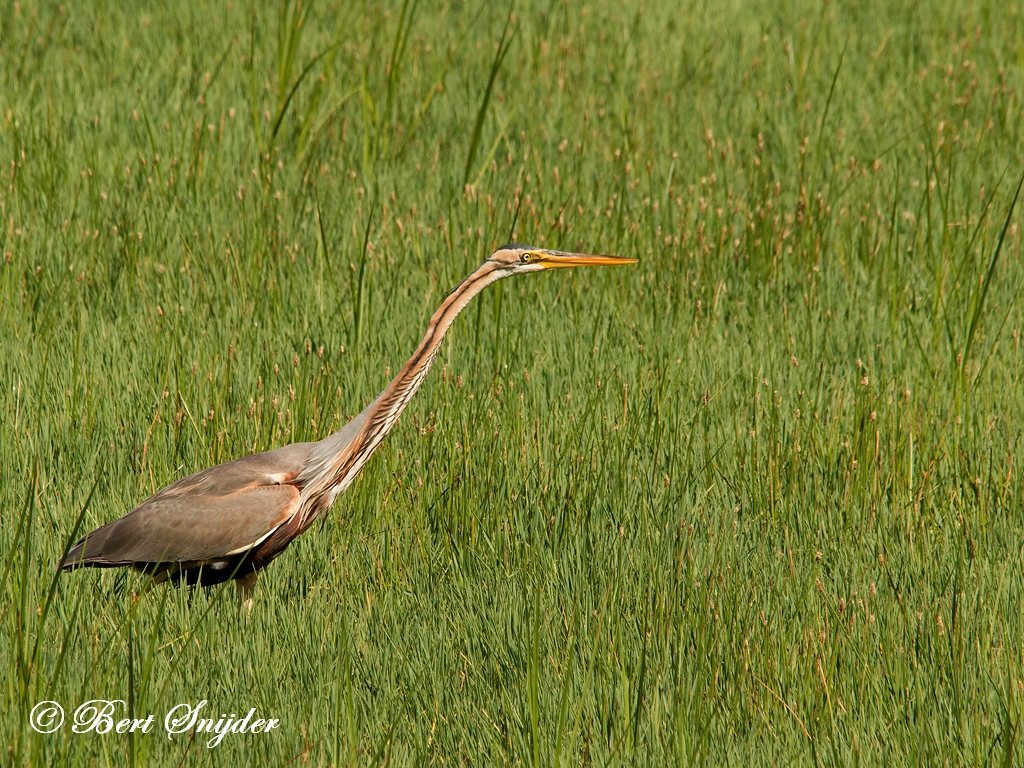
(62, 443, 312, 568)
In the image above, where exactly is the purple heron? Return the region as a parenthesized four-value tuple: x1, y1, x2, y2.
(60, 244, 635, 603)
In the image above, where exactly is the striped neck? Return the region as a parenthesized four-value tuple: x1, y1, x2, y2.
(299, 259, 509, 512)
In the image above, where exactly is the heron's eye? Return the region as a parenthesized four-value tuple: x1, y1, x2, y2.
(520, 252, 534, 263)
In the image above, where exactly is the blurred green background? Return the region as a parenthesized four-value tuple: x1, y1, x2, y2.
(3, 0, 1024, 764)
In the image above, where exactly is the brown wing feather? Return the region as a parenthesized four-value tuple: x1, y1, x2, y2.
(61, 443, 312, 569)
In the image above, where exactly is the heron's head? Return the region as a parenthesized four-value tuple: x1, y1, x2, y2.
(488, 243, 637, 274)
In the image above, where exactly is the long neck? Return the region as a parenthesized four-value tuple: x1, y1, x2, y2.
(299, 259, 508, 512)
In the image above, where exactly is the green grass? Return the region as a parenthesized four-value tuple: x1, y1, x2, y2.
(3, 0, 1024, 763)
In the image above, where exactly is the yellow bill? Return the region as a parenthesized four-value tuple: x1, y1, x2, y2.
(527, 249, 638, 268)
